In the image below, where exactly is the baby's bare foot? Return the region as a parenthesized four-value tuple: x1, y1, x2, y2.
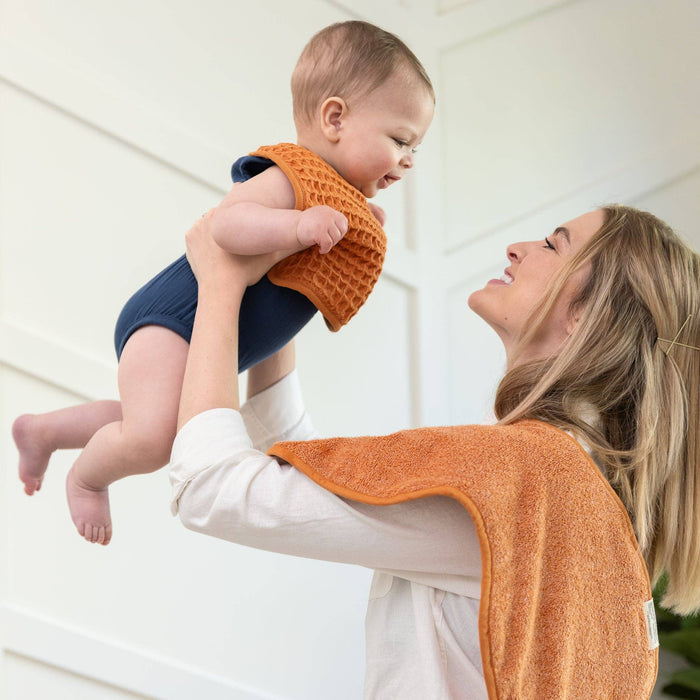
(66, 468, 113, 545)
(12, 414, 53, 495)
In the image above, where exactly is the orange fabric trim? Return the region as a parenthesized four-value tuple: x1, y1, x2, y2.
(269, 420, 658, 699)
(250, 143, 387, 332)
(270, 441, 500, 695)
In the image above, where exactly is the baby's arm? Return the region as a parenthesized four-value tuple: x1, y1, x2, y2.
(210, 166, 348, 255)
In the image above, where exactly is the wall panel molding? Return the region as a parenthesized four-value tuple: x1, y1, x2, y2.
(324, 0, 580, 49)
(0, 39, 418, 290)
(0, 604, 282, 700)
(434, 0, 583, 50)
(442, 138, 700, 288)
(0, 320, 116, 401)
(0, 39, 227, 193)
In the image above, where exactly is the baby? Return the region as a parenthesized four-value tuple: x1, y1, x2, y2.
(12, 20, 435, 544)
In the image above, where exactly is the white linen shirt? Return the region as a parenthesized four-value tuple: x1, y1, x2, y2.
(170, 371, 487, 699)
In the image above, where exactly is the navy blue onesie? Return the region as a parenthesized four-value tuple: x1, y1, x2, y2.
(113, 155, 317, 371)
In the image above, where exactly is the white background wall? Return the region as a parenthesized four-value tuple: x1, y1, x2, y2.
(1, 0, 698, 698)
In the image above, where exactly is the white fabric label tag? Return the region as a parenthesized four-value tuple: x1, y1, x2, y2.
(643, 599, 659, 650)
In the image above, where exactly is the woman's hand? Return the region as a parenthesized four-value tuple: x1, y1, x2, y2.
(368, 202, 387, 227)
(185, 209, 283, 291)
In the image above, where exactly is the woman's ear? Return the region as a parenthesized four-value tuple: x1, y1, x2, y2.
(319, 96, 347, 143)
(566, 305, 583, 337)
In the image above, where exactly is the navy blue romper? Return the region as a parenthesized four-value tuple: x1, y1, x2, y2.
(113, 155, 317, 371)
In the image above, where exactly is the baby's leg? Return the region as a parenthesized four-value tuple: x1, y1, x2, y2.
(13, 401, 123, 496)
(66, 326, 189, 545)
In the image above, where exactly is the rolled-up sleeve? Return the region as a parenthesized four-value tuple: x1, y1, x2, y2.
(169, 370, 481, 593)
(239, 369, 317, 450)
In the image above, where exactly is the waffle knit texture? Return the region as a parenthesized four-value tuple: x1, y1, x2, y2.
(251, 143, 387, 331)
(268, 419, 658, 699)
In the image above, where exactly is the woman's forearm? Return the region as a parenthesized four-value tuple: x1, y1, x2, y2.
(178, 207, 292, 430)
(177, 278, 245, 430)
(246, 341, 296, 401)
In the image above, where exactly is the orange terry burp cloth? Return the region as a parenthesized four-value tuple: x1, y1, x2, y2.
(269, 420, 658, 699)
(250, 143, 387, 332)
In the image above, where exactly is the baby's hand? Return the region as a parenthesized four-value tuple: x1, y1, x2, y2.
(296, 206, 348, 254)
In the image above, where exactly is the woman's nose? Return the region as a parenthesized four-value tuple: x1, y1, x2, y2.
(506, 242, 523, 262)
(507, 240, 535, 262)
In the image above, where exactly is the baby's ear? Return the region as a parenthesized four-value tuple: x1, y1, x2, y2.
(319, 97, 347, 143)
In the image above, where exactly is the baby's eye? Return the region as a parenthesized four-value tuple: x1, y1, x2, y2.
(543, 237, 556, 251)
(393, 138, 419, 155)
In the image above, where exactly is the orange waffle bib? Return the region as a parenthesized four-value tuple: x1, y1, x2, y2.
(251, 143, 387, 331)
(269, 420, 658, 699)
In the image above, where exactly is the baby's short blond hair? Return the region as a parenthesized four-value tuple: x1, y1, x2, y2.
(291, 21, 434, 128)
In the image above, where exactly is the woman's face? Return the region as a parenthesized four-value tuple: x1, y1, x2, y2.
(468, 209, 605, 366)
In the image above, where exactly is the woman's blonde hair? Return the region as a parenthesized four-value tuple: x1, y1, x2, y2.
(291, 20, 434, 128)
(495, 204, 700, 615)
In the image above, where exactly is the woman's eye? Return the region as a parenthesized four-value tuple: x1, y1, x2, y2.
(543, 237, 556, 251)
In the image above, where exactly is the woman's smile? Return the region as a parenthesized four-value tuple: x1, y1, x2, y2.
(468, 209, 605, 364)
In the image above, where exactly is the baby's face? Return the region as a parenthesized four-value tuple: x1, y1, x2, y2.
(331, 72, 434, 198)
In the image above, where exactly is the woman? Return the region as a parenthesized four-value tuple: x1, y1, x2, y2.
(170, 205, 700, 698)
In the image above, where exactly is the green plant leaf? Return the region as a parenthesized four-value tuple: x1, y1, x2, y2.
(661, 682, 700, 699)
(657, 609, 683, 629)
(668, 667, 700, 691)
(681, 615, 700, 630)
(659, 629, 700, 665)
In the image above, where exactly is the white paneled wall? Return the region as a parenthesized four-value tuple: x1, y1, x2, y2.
(441, 0, 700, 425)
(1, 1, 698, 698)
(442, 0, 699, 250)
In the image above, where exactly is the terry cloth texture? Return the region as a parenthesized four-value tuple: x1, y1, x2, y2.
(268, 420, 658, 699)
(251, 143, 387, 332)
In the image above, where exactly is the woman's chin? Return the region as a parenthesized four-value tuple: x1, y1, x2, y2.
(467, 293, 507, 337)
(467, 288, 489, 315)
(466, 289, 479, 310)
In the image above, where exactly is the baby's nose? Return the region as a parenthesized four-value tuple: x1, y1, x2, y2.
(400, 151, 414, 169)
